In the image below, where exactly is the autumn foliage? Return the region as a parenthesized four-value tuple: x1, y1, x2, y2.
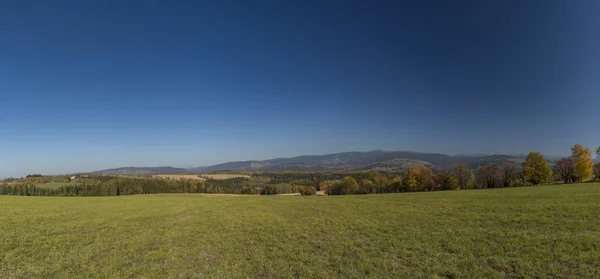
(571, 144, 594, 182)
(521, 152, 553, 185)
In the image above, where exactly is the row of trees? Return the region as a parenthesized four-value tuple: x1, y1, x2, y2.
(2, 145, 598, 197)
(323, 145, 600, 195)
(321, 164, 474, 195)
(0, 176, 239, 196)
(0, 175, 320, 196)
(252, 172, 398, 190)
(554, 145, 600, 184)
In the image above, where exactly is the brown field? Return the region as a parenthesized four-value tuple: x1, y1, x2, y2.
(151, 174, 251, 180)
(201, 174, 251, 180)
(152, 174, 205, 180)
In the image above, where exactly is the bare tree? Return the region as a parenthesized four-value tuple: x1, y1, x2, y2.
(477, 164, 502, 188)
(554, 157, 575, 184)
(451, 163, 474, 190)
(501, 163, 518, 187)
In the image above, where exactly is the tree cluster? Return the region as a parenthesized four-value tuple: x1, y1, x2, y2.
(1, 176, 247, 196)
(552, 144, 597, 184)
(2, 144, 598, 197)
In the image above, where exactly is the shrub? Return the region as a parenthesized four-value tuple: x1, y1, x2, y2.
(387, 177, 403, 193)
(319, 180, 337, 192)
(358, 179, 375, 194)
(297, 186, 316, 196)
(326, 177, 359, 195)
(260, 185, 279, 195)
(274, 183, 293, 194)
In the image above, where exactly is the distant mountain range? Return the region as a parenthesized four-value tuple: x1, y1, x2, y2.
(91, 150, 531, 175)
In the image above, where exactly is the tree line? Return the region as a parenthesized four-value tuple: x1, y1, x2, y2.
(0, 176, 242, 196)
(2, 144, 599, 197)
(321, 144, 600, 195)
(0, 175, 318, 197)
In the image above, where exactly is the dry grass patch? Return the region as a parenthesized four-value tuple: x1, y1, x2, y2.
(152, 174, 206, 180)
(201, 174, 251, 180)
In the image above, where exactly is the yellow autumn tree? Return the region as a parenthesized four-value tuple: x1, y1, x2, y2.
(404, 166, 435, 191)
(571, 144, 593, 182)
(319, 180, 337, 192)
(523, 152, 553, 185)
(403, 168, 418, 191)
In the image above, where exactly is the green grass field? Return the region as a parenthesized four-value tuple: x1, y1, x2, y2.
(34, 182, 71, 189)
(1, 183, 600, 278)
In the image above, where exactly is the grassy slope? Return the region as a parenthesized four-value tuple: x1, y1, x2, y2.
(1, 183, 600, 278)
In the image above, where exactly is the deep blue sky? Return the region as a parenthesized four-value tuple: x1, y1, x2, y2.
(1, 1, 599, 177)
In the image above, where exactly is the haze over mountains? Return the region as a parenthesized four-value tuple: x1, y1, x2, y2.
(92, 150, 530, 175)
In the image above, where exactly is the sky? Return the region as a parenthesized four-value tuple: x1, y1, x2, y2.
(1, 0, 599, 177)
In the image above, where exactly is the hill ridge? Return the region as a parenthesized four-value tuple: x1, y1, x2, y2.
(89, 150, 528, 175)
(188, 150, 525, 173)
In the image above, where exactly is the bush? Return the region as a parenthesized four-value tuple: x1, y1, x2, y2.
(274, 183, 293, 194)
(319, 180, 337, 192)
(297, 186, 316, 196)
(387, 177, 403, 193)
(259, 183, 296, 195)
(260, 185, 279, 195)
(326, 177, 359, 195)
(358, 179, 375, 194)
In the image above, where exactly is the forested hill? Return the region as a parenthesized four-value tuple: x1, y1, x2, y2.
(87, 151, 528, 175)
(188, 150, 526, 173)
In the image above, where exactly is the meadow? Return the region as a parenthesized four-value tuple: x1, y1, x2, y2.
(1, 183, 599, 278)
